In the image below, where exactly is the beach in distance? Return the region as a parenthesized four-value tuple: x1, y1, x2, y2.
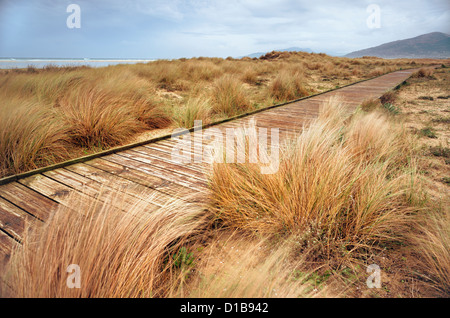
(0, 58, 155, 69)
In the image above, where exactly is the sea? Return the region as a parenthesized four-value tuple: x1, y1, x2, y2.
(0, 58, 156, 69)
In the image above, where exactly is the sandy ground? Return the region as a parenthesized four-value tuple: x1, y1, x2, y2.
(396, 66, 450, 205)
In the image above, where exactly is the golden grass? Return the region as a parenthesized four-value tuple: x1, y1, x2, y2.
(410, 208, 450, 295)
(0, 97, 69, 176)
(184, 232, 334, 298)
(268, 70, 309, 102)
(1, 190, 210, 298)
(210, 75, 253, 117)
(171, 97, 213, 128)
(411, 67, 435, 78)
(360, 98, 381, 112)
(0, 188, 336, 298)
(344, 111, 415, 167)
(208, 98, 422, 265)
(58, 85, 144, 148)
(0, 69, 171, 177)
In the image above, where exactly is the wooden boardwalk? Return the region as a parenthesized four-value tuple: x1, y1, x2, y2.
(0, 68, 419, 272)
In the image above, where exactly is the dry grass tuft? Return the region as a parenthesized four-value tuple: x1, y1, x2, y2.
(184, 232, 335, 298)
(360, 98, 381, 112)
(172, 97, 213, 128)
(211, 75, 252, 117)
(58, 85, 146, 148)
(412, 68, 435, 78)
(379, 90, 397, 105)
(410, 208, 450, 296)
(268, 70, 308, 102)
(1, 190, 210, 298)
(208, 98, 421, 265)
(0, 97, 69, 177)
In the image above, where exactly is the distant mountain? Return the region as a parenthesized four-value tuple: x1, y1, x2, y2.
(243, 47, 314, 58)
(345, 32, 450, 59)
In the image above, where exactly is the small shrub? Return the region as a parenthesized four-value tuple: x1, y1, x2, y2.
(430, 146, 450, 158)
(382, 103, 401, 115)
(412, 68, 434, 78)
(419, 127, 438, 139)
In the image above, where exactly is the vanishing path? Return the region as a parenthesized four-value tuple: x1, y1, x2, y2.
(0, 68, 420, 272)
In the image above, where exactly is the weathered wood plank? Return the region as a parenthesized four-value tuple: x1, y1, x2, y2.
(0, 182, 58, 221)
(42, 169, 160, 214)
(64, 163, 178, 207)
(0, 197, 39, 243)
(18, 174, 112, 216)
(86, 157, 206, 199)
(87, 156, 204, 196)
(0, 230, 17, 275)
(105, 154, 208, 190)
(121, 148, 207, 178)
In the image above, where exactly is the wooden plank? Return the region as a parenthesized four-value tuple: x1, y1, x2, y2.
(117, 150, 208, 182)
(42, 169, 160, 214)
(130, 147, 208, 172)
(125, 147, 207, 175)
(117, 148, 209, 182)
(157, 133, 287, 164)
(18, 174, 109, 216)
(252, 114, 316, 127)
(0, 182, 58, 221)
(64, 163, 177, 207)
(0, 230, 17, 275)
(85, 157, 206, 201)
(0, 197, 39, 243)
(104, 154, 207, 191)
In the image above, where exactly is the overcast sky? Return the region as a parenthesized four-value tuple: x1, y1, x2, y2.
(0, 0, 449, 58)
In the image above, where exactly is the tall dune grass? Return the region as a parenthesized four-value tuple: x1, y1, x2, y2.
(0, 187, 334, 298)
(211, 75, 252, 117)
(0, 97, 68, 177)
(58, 83, 170, 148)
(172, 97, 213, 128)
(1, 190, 210, 298)
(208, 98, 422, 263)
(58, 85, 144, 148)
(410, 208, 450, 295)
(268, 70, 308, 102)
(183, 233, 333, 298)
(0, 69, 170, 177)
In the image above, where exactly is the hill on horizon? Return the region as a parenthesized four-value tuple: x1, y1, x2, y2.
(345, 32, 450, 59)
